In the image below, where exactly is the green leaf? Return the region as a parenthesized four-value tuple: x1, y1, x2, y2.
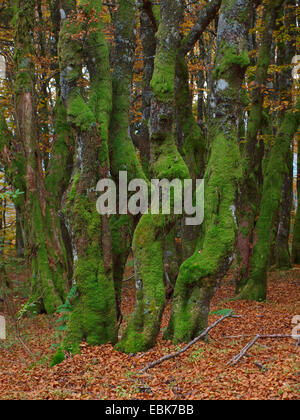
(210, 308, 233, 316)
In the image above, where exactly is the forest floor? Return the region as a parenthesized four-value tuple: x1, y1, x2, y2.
(0, 265, 299, 400)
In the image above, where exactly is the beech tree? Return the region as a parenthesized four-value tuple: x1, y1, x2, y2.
(0, 0, 299, 361)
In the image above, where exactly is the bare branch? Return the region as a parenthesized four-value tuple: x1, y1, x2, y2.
(139, 311, 233, 373)
(180, 0, 221, 56)
(228, 334, 296, 366)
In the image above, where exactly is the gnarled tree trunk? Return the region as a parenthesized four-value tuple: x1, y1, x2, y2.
(165, 0, 252, 344)
(118, 0, 190, 354)
(58, 0, 118, 354)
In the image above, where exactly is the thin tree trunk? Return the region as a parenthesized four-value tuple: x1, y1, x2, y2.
(292, 139, 300, 264)
(13, 0, 68, 313)
(137, 0, 157, 173)
(273, 0, 295, 269)
(175, 53, 205, 180)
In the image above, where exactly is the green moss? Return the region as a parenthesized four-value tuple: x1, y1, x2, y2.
(152, 4, 160, 26)
(68, 93, 96, 131)
(214, 44, 250, 80)
(293, 121, 300, 264)
(110, 214, 134, 319)
(117, 214, 167, 354)
(293, 194, 300, 264)
(151, 133, 190, 180)
(68, 171, 80, 202)
(28, 192, 66, 314)
(50, 349, 65, 368)
(151, 55, 176, 102)
(12, 1, 35, 93)
(164, 286, 214, 343)
(63, 196, 118, 351)
(150, 6, 178, 103)
(110, 215, 133, 256)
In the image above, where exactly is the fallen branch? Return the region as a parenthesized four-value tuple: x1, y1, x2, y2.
(122, 275, 135, 283)
(139, 311, 233, 373)
(227, 334, 296, 366)
(223, 334, 258, 340)
(122, 274, 134, 283)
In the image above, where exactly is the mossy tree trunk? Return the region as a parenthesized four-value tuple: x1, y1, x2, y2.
(292, 139, 300, 264)
(0, 113, 26, 239)
(135, 0, 157, 173)
(165, 0, 252, 344)
(235, 0, 284, 293)
(239, 97, 300, 301)
(117, 0, 190, 354)
(58, 0, 118, 354)
(175, 54, 205, 180)
(15, 207, 25, 258)
(272, 0, 295, 270)
(44, 98, 75, 289)
(197, 36, 206, 132)
(172, 2, 222, 289)
(273, 166, 293, 269)
(108, 0, 148, 322)
(13, 0, 68, 313)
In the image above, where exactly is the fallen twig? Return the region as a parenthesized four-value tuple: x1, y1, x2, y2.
(227, 334, 295, 366)
(223, 334, 258, 339)
(139, 311, 233, 373)
(122, 275, 135, 283)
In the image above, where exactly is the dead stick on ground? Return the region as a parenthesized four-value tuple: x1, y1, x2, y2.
(122, 275, 135, 283)
(139, 311, 233, 374)
(227, 334, 295, 366)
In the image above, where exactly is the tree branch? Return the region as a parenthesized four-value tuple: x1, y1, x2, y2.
(180, 0, 221, 56)
(228, 334, 297, 366)
(139, 311, 233, 373)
